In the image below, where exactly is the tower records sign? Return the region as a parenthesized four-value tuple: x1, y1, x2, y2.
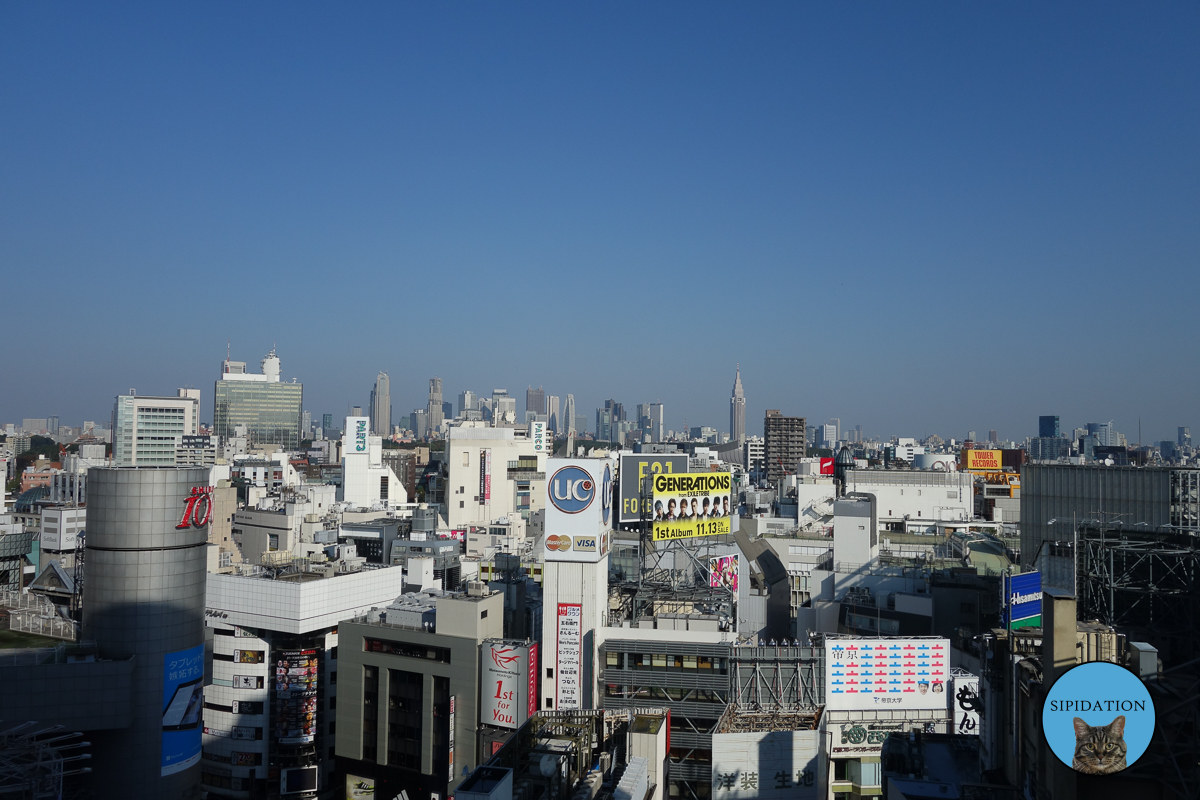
(651, 472, 732, 541)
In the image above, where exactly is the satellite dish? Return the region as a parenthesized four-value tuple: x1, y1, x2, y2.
(1104, 458, 1114, 466)
(539, 754, 558, 777)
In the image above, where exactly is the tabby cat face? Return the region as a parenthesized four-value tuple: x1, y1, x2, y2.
(1072, 715, 1127, 775)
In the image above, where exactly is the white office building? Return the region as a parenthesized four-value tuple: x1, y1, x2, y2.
(111, 390, 201, 466)
(340, 417, 408, 510)
(444, 423, 544, 531)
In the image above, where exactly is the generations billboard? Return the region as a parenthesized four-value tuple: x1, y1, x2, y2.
(709, 554, 739, 593)
(711, 730, 821, 799)
(617, 453, 688, 524)
(825, 638, 950, 711)
(651, 472, 732, 541)
(481, 640, 537, 730)
(544, 458, 613, 562)
(161, 643, 204, 776)
(963, 449, 1002, 471)
(1003, 571, 1042, 630)
(556, 603, 583, 709)
(274, 649, 318, 744)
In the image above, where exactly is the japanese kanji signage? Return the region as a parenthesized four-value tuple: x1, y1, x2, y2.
(711, 730, 820, 798)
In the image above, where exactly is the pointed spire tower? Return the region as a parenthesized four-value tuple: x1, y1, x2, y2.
(730, 363, 746, 445)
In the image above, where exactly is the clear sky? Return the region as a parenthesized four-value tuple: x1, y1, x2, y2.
(2, 4, 1197, 443)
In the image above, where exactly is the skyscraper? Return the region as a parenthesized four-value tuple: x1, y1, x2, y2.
(428, 377, 444, 433)
(1086, 421, 1117, 447)
(764, 410, 806, 484)
(322, 413, 333, 431)
(213, 349, 303, 449)
(369, 371, 391, 436)
(525, 386, 546, 417)
(301, 410, 312, 437)
(649, 402, 664, 442)
(564, 395, 576, 435)
(458, 390, 477, 418)
(1039, 416, 1061, 439)
(988, 430, 999, 443)
(729, 365, 746, 445)
(547, 395, 560, 434)
(1179, 427, 1191, 448)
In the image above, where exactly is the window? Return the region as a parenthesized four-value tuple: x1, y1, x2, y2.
(363, 666, 379, 762)
(364, 639, 451, 664)
(387, 669, 423, 770)
(462, 452, 470, 466)
(546, 668, 553, 679)
(460, 501, 464, 509)
(481, 609, 488, 619)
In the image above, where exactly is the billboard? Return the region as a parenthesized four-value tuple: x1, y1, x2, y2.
(950, 669, 981, 736)
(819, 457, 834, 476)
(651, 472, 732, 542)
(274, 649, 318, 744)
(544, 459, 613, 562)
(712, 730, 820, 799)
(161, 643, 204, 776)
(963, 449, 1002, 471)
(480, 449, 492, 502)
(347, 416, 369, 454)
(825, 639, 950, 711)
(617, 454, 688, 524)
(481, 640, 534, 730)
(556, 604, 583, 709)
(530, 420, 547, 454)
(709, 555, 739, 593)
(527, 643, 538, 718)
(1004, 571, 1042, 630)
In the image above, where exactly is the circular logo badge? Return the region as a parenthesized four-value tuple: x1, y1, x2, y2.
(601, 464, 612, 525)
(545, 534, 572, 552)
(1042, 661, 1155, 775)
(549, 465, 595, 514)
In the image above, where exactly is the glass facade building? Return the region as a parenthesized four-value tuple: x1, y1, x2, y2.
(213, 380, 303, 450)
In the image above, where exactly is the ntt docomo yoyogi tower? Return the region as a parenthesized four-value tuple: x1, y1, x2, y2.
(83, 467, 211, 797)
(540, 457, 615, 712)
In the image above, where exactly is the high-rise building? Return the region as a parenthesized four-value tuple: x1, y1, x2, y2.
(1086, 421, 1118, 447)
(564, 394, 576, 435)
(525, 385, 546, 417)
(1039, 416, 1061, 439)
(595, 407, 611, 441)
(490, 389, 516, 426)
(322, 413, 333, 431)
(819, 423, 838, 449)
(1179, 427, 1191, 448)
(301, 410, 312, 437)
(967, 430, 977, 443)
(764, 410, 806, 484)
(369, 372, 391, 436)
(603, 399, 625, 423)
(458, 390, 477, 418)
(428, 378, 444, 433)
(649, 402, 664, 442)
(47, 415, 59, 434)
(213, 349, 303, 450)
(988, 430, 999, 444)
(111, 389, 201, 466)
(547, 395, 561, 434)
(729, 365, 746, 445)
(410, 409, 429, 439)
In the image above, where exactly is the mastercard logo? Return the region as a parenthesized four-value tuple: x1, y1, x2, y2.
(546, 535, 572, 551)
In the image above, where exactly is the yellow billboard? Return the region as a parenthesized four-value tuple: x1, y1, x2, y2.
(964, 449, 1003, 471)
(651, 472, 732, 541)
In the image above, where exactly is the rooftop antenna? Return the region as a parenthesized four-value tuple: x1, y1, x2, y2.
(226, 338, 230, 362)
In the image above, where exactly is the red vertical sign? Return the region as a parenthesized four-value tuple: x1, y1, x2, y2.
(527, 642, 539, 717)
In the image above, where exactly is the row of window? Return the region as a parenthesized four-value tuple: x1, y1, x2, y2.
(604, 652, 728, 673)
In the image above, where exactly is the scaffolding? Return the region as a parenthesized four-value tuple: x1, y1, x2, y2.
(1077, 525, 1200, 800)
(0, 722, 91, 800)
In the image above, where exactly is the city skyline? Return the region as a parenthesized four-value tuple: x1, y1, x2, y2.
(1, 342, 1189, 447)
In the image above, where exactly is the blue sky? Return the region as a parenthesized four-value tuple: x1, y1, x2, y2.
(2, 4, 1197, 442)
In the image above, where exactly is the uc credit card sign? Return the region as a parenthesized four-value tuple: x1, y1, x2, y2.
(544, 458, 613, 563)
(1005, 571, 1043, 630)
(161, 643, 204, 776)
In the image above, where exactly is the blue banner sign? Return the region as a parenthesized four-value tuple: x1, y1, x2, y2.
(1004, 571, 1043, 630)
(162, 643, 204, 776)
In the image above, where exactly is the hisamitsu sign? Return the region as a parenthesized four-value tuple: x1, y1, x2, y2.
(1004, 571, 1042, 630)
